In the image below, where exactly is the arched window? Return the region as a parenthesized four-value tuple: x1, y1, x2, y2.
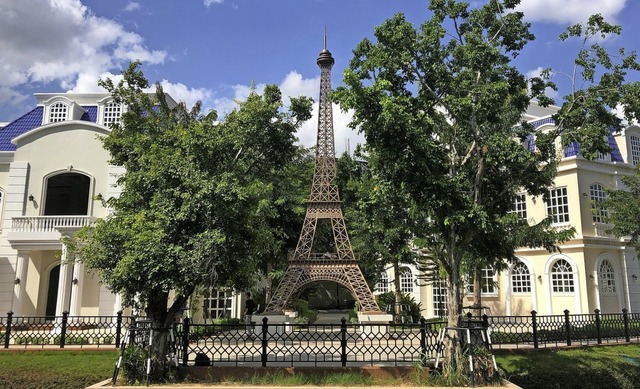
(49, 102, 68, 123)
(590, 183, 608, 223)
(598, 260, 616, 294)
(551, 259, 574, 293)
(511, 261, 531, 293)
(375, 272, 389, 293)
(44, 173, 91, 215)
(400, 269, 414, 293)
(432, 279, 448, 318)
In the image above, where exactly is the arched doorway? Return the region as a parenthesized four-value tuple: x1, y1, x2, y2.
(44, 173, 90, 215)
(45, 265, 60, 319)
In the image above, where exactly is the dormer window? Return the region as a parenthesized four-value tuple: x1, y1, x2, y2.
(49, 102, 68, 123)
(103, 101, 122, 126)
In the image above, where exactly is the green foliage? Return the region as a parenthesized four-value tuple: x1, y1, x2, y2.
(293, 299, 318, 324)
(333, 0, 640, 334)
(122, 344, 148, 384)
(605, 165, 640, 251)
(68, 62, 312, 343)
(376, 291, 422, 323)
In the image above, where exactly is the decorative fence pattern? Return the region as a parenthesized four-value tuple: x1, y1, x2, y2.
(488, 309, 640, 349)
(2, 309, 639, 367)
(176, 317, 442, 367)
(2, 311, 130, 348)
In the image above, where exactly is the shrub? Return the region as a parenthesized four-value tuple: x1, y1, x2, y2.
(122, 344, 148, 384)
(294, 299, 318, 324)
(376, 291, 423, 323)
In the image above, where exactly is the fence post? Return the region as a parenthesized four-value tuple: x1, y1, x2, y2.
(129, 316, 137, 345)
(181, 317, 190, 366)
(60, 311, 69, 348)
(622, 308, 630, 343)
(594, 309, 601, 345)
(261, 317, 268, 367)
(466, 312, 473, 326)
(340, 317, 347, 367)
(115, 310, 123, 348)
(419, 317, 427, 366)
(564, 309, 571, 346)
(531, 310, 538, 349)
(4, 312, 13, 349)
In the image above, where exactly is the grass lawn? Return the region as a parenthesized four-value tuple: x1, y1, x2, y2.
(0, 350, 117, 389)
(495, 343, 640, 389)
(1, 344, 639, 388)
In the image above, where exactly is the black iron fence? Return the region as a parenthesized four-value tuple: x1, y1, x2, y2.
(2, 311, 131, 349)
(2, 308, 639, 365)
(176, 317, 442, 367)
(487, 309, 640, 349)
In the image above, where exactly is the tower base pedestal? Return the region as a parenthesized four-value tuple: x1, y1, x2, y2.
(357, 312, 393, 338)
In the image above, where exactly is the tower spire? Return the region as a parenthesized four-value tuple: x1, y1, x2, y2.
(263, 35, 382, 315)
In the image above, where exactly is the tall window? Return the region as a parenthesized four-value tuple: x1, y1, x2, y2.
(375, 272, 389, 293)
(547, 187, 570, 224)
(590, 183, 608, 223)
(511, 261, 531, 293)
(551, 259, 574, 293)
(467, 267, 497, 294)
(103, 102, 122, 126)
(598, 260, 616, 294)
(432, 279, 448, 317)
(510, 193, 527, 219)
(400, 269, 414, 293)
(203, 290, 233, 320)
(630, 135, 640, 166)
(49, 102, 68, 123)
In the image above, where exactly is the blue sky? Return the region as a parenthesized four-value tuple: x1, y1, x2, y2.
(1, 0, 638, 152)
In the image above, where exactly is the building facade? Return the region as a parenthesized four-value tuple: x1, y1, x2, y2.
(0, 94, 638, 321)
(374, 103, 640, 318)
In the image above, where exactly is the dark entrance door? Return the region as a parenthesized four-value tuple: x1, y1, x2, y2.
(45, 265, 60, 320)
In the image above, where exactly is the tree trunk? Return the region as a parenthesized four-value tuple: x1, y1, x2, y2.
(265, 262, 273, 304)
(143, 291, 174, 382)
(392, 261, 402, 324)
(473, 265, 482, 317)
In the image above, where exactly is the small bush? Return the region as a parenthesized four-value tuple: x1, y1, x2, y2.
(294, 299, 318, 324)
(122, 344, 148, 384)
(376, 291, 423, 323)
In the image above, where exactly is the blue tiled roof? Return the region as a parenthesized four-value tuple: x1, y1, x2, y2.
(0, 107, 43, 151)
(82, 106, 98, 122)
(0, 105, 99, 151)
(609, 127, 624, 162)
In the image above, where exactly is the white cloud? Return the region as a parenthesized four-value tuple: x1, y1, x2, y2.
(159, 80, 213, 111)
(204, 0, 224, 6)
(0, 0, 166, 113)
(207, 70, 361, 155)
(124, 2, 140, 12)
(516, 0, 627, 24)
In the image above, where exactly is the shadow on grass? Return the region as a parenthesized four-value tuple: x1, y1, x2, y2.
(495, 344, 640, 389)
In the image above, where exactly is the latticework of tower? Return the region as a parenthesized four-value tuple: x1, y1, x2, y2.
(264, 38, 382, 314)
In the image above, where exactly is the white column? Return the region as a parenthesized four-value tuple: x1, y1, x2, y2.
(11, 251, 29, 317)
(68, 257, 84, 317)
(55, 245, 73, 317)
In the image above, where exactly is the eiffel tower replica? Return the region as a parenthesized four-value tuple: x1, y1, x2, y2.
(264, 35, 382, 315)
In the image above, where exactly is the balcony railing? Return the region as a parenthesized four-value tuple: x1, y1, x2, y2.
(593, 223, 615, 238)
(11, 216, 95, 233)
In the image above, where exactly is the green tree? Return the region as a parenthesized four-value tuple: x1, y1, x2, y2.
(337, 151, 419, 321)
(68, 62, 312, 380)
(333, 0, 639, 378)
(605, 165, 640, 251)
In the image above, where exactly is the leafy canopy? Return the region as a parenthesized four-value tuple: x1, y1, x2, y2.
(71, 62, 312, 322)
